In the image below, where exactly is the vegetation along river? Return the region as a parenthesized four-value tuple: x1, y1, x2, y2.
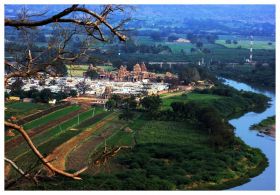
(222, 78, 275, 190)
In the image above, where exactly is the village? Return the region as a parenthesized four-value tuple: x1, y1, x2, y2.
(6, 62, 214, 105)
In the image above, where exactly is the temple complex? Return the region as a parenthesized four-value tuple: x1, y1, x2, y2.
(84, 62, 176, 82)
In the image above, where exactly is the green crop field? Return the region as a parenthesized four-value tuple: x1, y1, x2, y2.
(6, 107, 110, 176)
(218, 35, 275, 41)
(161, 42, 194, 54)
(23, 105, 80, 130)
(5, 102, 49, 119)
(66, 65, 88, 77)
(162, 92, 222, 109)
(132, 119, 206, 145)
(66, 64, 115, 77)
(5, 105, 81, 142)
(8, 107, 107, 158)
(215, 40, 275, 50)
(97, 65, 116, 71)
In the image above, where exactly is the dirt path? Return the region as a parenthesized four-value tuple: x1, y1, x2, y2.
(45, 113, 117, 171)
(5, 107, 88, 152)
(66, 120, 127, 171)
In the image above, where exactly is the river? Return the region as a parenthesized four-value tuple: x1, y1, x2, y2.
(222, 78, 275, 190)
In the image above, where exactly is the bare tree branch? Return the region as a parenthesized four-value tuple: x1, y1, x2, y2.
(5, 4, 128, 41)
(5, 5, 79, 28)
(5, 121, 84, 180)
(5, 157, 30, 178)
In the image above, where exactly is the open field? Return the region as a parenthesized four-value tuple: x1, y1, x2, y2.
(215, 40, 275, 50)
(66, 65, 87, 77)
(6, 107, 105, 159)
(66, 65, 116, 77)
(5, 105, 85, 150)
(5, 102, 49, 120)
(5, 105, 80, 141)
(5, 107, 110, 179)
(162, 92, 222, 109)
(161, 42, 194, 53)
(217, 35, 275, 42)
(46, 112, 117, 171)
(66, 114, 130, 171)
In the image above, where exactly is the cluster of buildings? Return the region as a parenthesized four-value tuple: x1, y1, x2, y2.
(115, 63, 156, 82)
(7, 72, 170, 100)
(85, 62, 175, 82)
(6, 62, 217, 106)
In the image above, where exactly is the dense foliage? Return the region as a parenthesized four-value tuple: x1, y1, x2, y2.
(9, 88, 77, 103)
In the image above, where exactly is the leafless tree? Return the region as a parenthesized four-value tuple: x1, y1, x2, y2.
(4, 4, 131, 183)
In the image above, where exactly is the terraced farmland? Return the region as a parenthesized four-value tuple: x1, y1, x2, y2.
(5, 105, 113, 179)
(5, 102, 49, 119)
(5, 105, 82, 147)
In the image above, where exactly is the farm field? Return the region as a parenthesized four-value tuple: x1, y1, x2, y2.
(5, 105, 82, 143)
(162, 42, 194, 54)
(66, 65, 87, 77)
(5, 106, 111, 179)
(5, 102, 49, 119)
(161, 92, 222, 109)
(6, 107, 106, 158)
(46, 112, 118, 171)
(22, 105, 81, 130)
(66, 113, 131, 171)
(66, 65, 116, 77)
(134, 35, 195, 54)
(217, 35, 275, 42)
(215, 40, 275, 50)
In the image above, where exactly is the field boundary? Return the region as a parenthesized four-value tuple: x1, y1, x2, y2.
(46, 113, 118, 171)
(17, 102, 71, 125)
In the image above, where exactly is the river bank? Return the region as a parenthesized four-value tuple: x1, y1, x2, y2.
(250, 116, 275, 138)
(223, 78, 275, 190)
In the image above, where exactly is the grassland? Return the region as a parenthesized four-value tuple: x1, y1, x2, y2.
(5, 102, 49, 119)
(217, 35, 275, 42)
(161, 93, 222, 109)
(161, 42, 194, 53)
(215, 40, 275, 50)
(66, 65, 115, 77)
(66, 65, 87, 77)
